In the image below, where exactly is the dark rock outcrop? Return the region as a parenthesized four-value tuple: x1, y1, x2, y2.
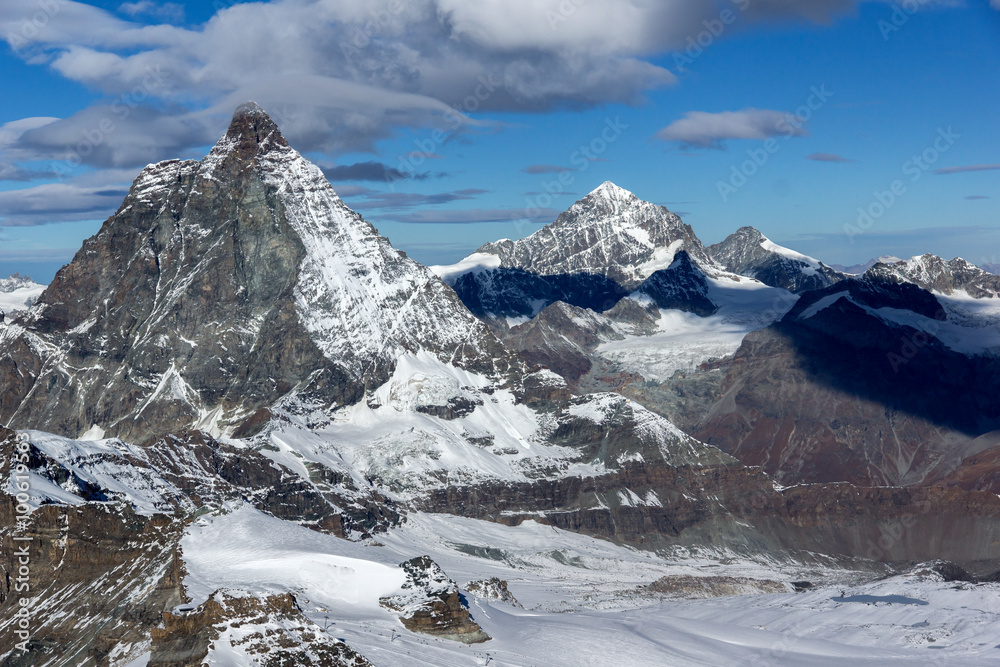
(379, 556, 490, 644)
(465, 578, 522, 608)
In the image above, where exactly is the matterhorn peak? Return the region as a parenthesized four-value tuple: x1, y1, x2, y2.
(218, 100, 289, 158)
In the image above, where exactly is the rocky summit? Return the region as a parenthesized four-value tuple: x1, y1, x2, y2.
(3, 104, 1000, 667)
(0, 102, 511, 444)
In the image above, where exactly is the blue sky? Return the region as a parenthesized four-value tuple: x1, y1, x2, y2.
(0, 0, 998, 282)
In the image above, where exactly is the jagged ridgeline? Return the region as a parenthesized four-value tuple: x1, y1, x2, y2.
(0, 103, 514, 443)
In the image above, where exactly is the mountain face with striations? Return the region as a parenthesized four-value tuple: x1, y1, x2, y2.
(0, 103, 512, 443)
(436, 183, 767, 323)
(708, 226, 845, 293)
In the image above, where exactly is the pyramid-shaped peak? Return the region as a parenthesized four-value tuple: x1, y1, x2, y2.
(222, 101, 288, 156)
(588, 181, 636, 201)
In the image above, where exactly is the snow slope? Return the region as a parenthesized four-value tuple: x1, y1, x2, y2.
(178, 505, 1000, 667)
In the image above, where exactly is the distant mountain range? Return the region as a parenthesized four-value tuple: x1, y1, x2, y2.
(2, 105, 1000, 666)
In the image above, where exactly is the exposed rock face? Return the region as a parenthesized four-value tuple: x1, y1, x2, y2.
(0, 102, 512, 443)
(501, 301, 630, 386)
(935, 444, 1000, 494)
(644, 575, 788, 598)
(0, 428, 186, 667)
(694, 288, 1000, 487)
(416, 460, 1000, 565)
(450, 267, 628, 319)
(635, 251, 717, 316)
(708, 226, 844, 293)
(379, 556, 490, 644)
(149, 591, 372, 667)
(476, 182, 714, 290)
(10, 428, 399, 538)
(465, 578, 522, 608)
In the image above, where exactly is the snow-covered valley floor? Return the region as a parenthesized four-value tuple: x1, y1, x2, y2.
(175, 505, 1000, 666)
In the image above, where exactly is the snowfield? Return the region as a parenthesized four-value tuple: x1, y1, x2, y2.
(598, 276, 798, 381)
(0, 279, 45, 316)
(174, 504, 1000, 666)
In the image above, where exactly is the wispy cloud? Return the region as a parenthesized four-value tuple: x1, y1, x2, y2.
(385, 207, 558, 225)
(656, 108, 806, 149)
(118, 1, 184, 23)
(932, 163, 1000, 175)
(0, 182, 127, 226)
(322, 162, 434, 183)
(522, 164, 574, 174)
(806, 152, 855, 163)
(343, 189, 488, 210)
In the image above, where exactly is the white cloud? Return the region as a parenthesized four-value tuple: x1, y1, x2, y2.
(656, 108, 808, 148)
(119, 1, 184, 23)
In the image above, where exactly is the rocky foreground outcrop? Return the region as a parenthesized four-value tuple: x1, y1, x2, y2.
(0, 439, 185, 667)
(379, 556, 490, 644)
(149, 591, 371, 667)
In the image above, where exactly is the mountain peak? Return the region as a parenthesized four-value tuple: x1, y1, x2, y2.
(221, 101, 288, 157)
(588, 181, 635, 202)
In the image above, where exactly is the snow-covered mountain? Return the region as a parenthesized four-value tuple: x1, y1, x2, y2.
(0, 103, 513, 442)
(876, 254, 1000, 299)
(829, 255, 904, 275)
(708, 226, 845, 293)
(0, 272, 45, 318)
(466, 181, 716, 289)
(434, 185, 794, 327)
